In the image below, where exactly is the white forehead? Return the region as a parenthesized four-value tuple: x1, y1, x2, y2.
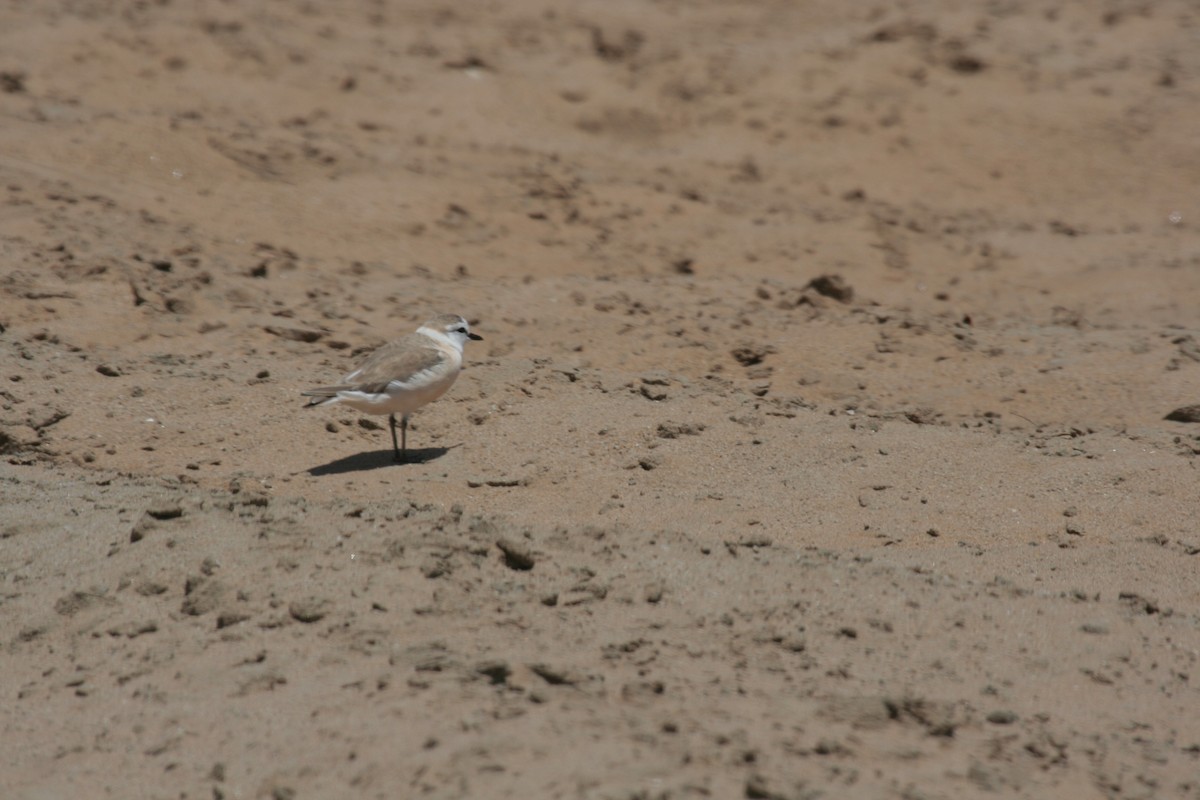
(423, 313, 469, 331)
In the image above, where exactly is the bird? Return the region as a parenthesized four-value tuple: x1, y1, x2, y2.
(302, 313, 482, 462)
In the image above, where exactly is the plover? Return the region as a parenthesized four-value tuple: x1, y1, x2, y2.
(302, 313, 482, 462)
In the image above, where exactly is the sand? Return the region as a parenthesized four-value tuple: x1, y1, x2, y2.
(2, 1, 1199, 798)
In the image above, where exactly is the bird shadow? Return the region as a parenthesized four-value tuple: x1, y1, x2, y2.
(306, 446, 451, 476)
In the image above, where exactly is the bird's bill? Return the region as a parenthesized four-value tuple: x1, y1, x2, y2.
(468, 332, 483, 340)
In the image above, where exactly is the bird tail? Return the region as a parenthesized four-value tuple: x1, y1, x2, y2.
(301, 387, 340, 407)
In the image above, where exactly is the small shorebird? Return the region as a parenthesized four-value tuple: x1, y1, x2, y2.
(302, 313, 482, 462)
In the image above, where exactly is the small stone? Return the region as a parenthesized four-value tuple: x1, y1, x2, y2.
(745, 774, 774, 799)
(1165, 404, 1200, 423)
(475, 660, 511, 685)
(264, 325, 323, 343)
(656, 421, 705, 439)
(814, 738, 847, 755)
(806, 273, 854, 303)
(780, 635, 806, 652)
(640, 383, 668, 401)
(637, 455, 660, 471)
(641, 371, 670, 386)
(420, 557, 448, 579)
(96, 364, 121, 377)
(289, 597, 331, 623)
(731, 344, 775, 367)
(181, 577, 228, 616)
(484, 476, 527, 487)
(529, 663, 579, 686)
(644, 581, 665, 604)
(106, 620, 158, 638)
(164, 296, 193, 314)
(496, 538, 535, 571)
(216, 610, 250, 629)
(129, 513, 157, 543)
(986, 710, 1017, 725)
(147, 505, 184, 521)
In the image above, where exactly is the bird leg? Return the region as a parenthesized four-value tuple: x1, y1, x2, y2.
(389, 413, 410, 463)
(389, 413, 402, 463)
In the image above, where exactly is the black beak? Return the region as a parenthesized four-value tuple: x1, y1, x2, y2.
(468, 332, 483, 341)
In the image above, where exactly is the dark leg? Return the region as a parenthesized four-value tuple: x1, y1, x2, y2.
(389, 413, 410, 463)
(389, 413, 402, 463)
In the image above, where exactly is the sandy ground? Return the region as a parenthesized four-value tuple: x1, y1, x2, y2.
(2, 1, 1200, 798)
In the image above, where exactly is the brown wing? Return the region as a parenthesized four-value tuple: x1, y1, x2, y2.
(341, 334, 447, 389)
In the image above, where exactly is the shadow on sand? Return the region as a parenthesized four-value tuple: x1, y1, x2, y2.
(306, 446, 450, 476)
